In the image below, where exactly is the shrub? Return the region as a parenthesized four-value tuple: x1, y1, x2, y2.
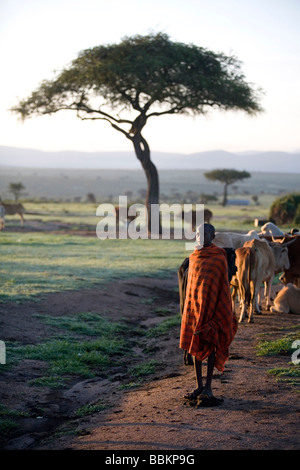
(269, 192, 300, 225)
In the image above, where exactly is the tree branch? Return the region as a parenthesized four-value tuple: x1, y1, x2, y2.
(147, 106, 183, 118)
(77, 102, 132, 125)
(77, 111, 132, 140)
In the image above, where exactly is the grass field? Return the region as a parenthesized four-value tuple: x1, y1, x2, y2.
(3, 193, 293, 233)
(0, 194, 295, 304)
(0, 233, 188, 303)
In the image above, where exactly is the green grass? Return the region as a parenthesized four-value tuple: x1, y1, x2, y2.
(0, 404, 29, 439)
(17, 201, 100, 227)
(256, 326, 300, 391)
(9, 337, 125, 383)
(256, 337, 297, 357)
(146, 314, 182, 337)
(4, 312, 134, 387)
(3, 309, 180, 390)
(256, 328, 300, 357)
(75, 401, 107, 417)
(4, 196, 290, 233)
(0, 233, 188, 303)
(268, 366, 300, 390)
(34, 312, 127, 337)
(129, 359, 158, 378)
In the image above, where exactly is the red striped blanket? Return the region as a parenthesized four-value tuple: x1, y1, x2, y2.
(179, 244, 238, 372)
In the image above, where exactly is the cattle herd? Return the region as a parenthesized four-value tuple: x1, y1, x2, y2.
(178, 222, 300, 327)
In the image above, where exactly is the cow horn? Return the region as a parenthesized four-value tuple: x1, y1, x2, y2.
(272, 236, 287, 244)
(281, 238, 297, 247)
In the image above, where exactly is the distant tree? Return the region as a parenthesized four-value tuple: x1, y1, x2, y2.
(124, 190, 133, 200)
(204, 169, 251, 206)
(11, 32, 262, 231)
(8, 182, 25, 201)
(251, 194, 260, 206)
(86, 192, 96, 203)
(199, 193, 219, 204)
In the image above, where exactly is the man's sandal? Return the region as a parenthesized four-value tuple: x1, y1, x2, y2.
(183, 387, 204, 400)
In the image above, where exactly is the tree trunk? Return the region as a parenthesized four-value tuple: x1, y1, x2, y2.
(132, 133, 161, 234)
(222, 182, 228, 206)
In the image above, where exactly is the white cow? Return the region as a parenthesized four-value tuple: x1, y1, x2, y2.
(270, 284, 300, 314)
(259, 222, 285, 237)
(234, 239, 276, 322)
(213, 230, 260, 249)
(257, 242, 290, 306)
(232, 239, 290, 317)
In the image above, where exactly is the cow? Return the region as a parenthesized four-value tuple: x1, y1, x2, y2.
(266, 235, 300, 286)
(115, 205, 141, 224)
(258, 242, 290, 304)
(178, 247, 236, 365)
(234, 239, 277, 323)
(179, 208, 213, 229)
(213, 230, 260, 249)
(270, 284, 300, 314)
(231, 240, 290, 315)
(0, 202, 25, 227)
(259, 222, 285, 237)
(0, 205, 5, 230)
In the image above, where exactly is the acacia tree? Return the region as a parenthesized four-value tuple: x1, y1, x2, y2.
(204, 169, 251, 206)
(8, 182, 26, 201)
(12, 32, 262, 229)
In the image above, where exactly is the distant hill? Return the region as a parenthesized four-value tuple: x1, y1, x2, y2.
(0, 146, 299, 173)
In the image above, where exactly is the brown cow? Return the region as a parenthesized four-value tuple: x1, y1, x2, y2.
(115, 206, 139, 224)
(274, 236, 299, 286)
(235, 239, 276, 323)
(270, 283, 300, 314)
(0, 202, 25, 227)
(261, 235, 299, 286)
(232, 239, 291, 316)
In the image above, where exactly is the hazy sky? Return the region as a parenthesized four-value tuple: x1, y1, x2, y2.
(0, 0, 299, 155)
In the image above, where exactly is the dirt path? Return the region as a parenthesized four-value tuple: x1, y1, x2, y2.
(1, 275, 300, 450)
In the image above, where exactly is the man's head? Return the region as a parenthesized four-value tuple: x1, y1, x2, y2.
(196, 223, 215, 247)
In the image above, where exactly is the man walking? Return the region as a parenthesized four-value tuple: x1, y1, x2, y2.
(180, 223, 238, 400)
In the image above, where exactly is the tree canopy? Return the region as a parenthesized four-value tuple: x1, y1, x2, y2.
(8, 182, 26, 201)
(13, 33, 262, 121)
(204, 169, 251, 206)
(12, 32, 262, 228)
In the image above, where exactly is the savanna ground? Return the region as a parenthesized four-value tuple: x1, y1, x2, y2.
(0, 201, 299, 452)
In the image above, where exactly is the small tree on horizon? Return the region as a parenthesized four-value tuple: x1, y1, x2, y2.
(11, 32, 262, 230)
(8, 182, 26, 201)
(204, 169, 251, 206)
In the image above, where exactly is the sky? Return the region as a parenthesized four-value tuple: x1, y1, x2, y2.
(0, 0, 300, 157)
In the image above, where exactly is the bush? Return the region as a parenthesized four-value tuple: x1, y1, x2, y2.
(294, 204, 300, 225)
(269, 192, 300, 225)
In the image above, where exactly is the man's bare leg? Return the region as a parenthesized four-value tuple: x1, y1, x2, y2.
(203, 350, 215, 397)
(184, 357, 204, 399)
(184, 351, 216, 399)
(194, 357, 204, 393)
